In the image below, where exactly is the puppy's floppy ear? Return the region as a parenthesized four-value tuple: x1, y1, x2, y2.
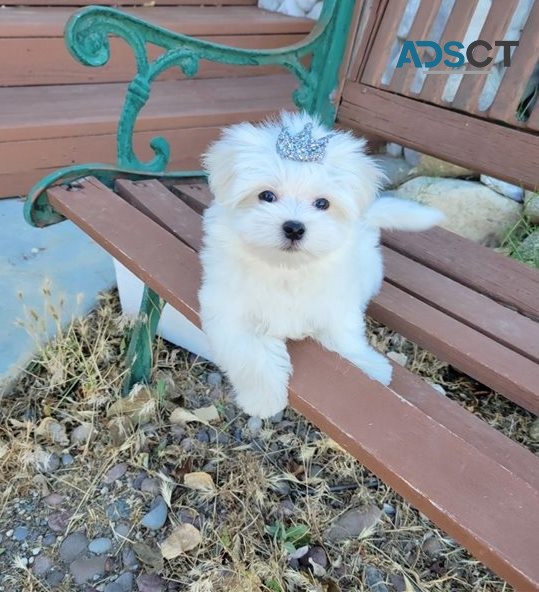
(365, 196, 444, 231)
(202, 122, 265, 207)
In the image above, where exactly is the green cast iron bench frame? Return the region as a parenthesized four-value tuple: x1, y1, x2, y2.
(23, 2, 539, 588)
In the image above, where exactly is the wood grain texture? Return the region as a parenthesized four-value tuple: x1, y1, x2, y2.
(339, 82, 539, 190)
(369, 282, 539, 414)
(382, 246, 539, 363)
(381, 226, 539, 321)
(46, 177, 539, 590)
(115, 178, 203, 250)
(488, 1, 539, 126)
(0, 34, 305, 87)
(0, 6, 311, 37)
(0, 75, 296, 143)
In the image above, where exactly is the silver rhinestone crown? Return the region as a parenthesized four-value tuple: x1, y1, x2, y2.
(276, 123, 332, 163)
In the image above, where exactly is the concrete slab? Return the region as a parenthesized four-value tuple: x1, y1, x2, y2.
(0, 198, 115, 394)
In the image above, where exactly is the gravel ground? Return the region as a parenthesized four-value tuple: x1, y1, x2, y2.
(0, 290, 537, 592)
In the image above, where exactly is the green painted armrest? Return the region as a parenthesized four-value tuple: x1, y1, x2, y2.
(25, 1, 353, 227)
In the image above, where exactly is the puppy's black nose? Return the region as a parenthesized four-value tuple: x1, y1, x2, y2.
(282, 220, 306, 241)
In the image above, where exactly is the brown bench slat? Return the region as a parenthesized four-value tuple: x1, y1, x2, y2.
(0, 75, 296, 144)
(369, 282, 539, 414)
(46, 177, 539, 590)
(382, 247, 539, 364)
(338, 82, 539, 191)
(115, 179, 203, 252)
(171, 182, 214, 214)
(1, 6, 310, 37)
(381, 226, 539, 321)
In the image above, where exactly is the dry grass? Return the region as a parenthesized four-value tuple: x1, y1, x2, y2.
(0, 290, 536, 592)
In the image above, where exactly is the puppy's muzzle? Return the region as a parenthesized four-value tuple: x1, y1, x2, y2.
(282, 220, 305, 241)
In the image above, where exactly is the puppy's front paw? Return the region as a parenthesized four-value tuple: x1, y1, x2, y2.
(352, 347, 393, 386)
(235, 387, 288, 420)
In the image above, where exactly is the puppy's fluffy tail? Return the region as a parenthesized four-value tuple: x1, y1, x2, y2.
(365, 196, 444, 231)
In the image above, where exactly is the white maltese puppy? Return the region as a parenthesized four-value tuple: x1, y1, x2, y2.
(199, 112, 443, 419)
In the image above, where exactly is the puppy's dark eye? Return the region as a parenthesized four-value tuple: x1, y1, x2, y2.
(258, 190, 277, 203)
(313, 198, 330, 210)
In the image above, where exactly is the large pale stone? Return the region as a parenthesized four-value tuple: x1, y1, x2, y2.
(393, 177, 522, 245)
(404, 150, 474, 178)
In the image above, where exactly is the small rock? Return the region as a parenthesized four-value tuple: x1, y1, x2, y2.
(383, 503, 396, 517)
(46, 568, 65, 587)
(36, 451, 61, 474)
(105, 572, 134, 592)
(13, 525, 29, 541)
(47, 510, 71, 532)
(195, 429, 210, 443)
(386, 351, 407, 366)
(301, 546, 327, 572)
(180, 438, 194, 452)
(480, 175, 524, 202)
(43, 533, 57, 547)
(69, 556, 107, 585)
(132, 542, 163, 571)
(386, 142, 403, 158)
(247, 417, 262, 433)
(104, 463, 128, 484)
(106, 499, 131, 521)
(88, 537, 112, 555)
(115, 522, 131, 539)
(141, 497, 168, 530)
(529, 418, 539, 441)
(43, 492, 64, 507)
(365, 566, 389, 592)
(325, 505, 382, 542)
(61, 453, 74, 466)
(275, 499, 295, 519)
(394, 177, 522, 245)
(422, 534, 444, 557)
(524, 191, 539, 224)
(60, 531, 89, 563)
(206, 372, 222, 387)
(376, 155, 413, 189)
(427, 382, 446, 396)
(32, 554, 53, 576)
(122, 545, 139, 569)
(136, 572, 165, 592)
(140, 478, 161, 495)
(71, 422, 95, 446)
(270, 410, 284, 423)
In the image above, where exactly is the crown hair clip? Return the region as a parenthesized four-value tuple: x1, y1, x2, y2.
(276, 123, 332, 163)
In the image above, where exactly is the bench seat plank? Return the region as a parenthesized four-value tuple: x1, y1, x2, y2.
(46, 177, 539, 590)
(381, 226, 539, 321)
(382, 247, 539, 363)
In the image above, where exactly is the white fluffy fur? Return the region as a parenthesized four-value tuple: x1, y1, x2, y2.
(199, 112, 443, 418)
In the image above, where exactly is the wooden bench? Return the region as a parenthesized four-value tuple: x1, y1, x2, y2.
(24, 1, 539, 589)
